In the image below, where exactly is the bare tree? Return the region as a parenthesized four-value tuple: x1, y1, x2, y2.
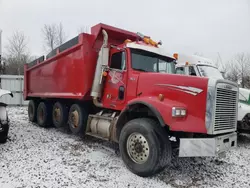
(215, 52, 228, 77)
(226, 53, 250, 88)
(6, 31, 28, 57)
(4, 31, 31, 75)
(226, 61, 239, 82)
(42, 23, 67, 52)
(42, 24, 57, 51)
(56, 23, 67, 46)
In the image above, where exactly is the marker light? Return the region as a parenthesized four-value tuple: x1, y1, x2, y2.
(102, 71, 108, 77)
(149, 38, 158, 46)
(136, 32, 159, 47)
(124, 39, 132, 44)
(185, 62, 189, 66)
(143, 37, 150, 44)
(173, 53, 178, 60)
(172, 107, 187, 117)
(158, 94, 164, 101)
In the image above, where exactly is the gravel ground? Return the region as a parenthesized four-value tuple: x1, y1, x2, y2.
(0, 107, 250, 188)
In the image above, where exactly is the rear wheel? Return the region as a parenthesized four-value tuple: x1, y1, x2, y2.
(37, 101, 52, 127)
(68, 104, 88, 134)
(119, 118, 172, 177)
(52, 102, 68, 128)
(28, 100, 38, 122)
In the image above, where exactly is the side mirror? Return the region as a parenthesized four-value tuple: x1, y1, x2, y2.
(118, 86, 125, 100)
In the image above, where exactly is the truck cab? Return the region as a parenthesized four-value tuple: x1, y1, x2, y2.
(175, 53, 250, 132)
(175, 54, 223, 79)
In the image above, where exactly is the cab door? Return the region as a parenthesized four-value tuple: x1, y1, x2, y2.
(102, 49, 127, 110)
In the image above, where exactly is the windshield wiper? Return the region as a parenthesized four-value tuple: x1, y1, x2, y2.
(133, 68, 148, 72)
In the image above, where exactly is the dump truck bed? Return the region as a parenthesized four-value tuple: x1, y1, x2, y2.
(24, 33, 97, 100)
(23, 23, 138, 100)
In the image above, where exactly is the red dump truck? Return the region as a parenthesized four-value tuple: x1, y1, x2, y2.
(24, 23, 238, 177)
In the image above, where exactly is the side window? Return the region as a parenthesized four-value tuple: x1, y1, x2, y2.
(153, 61, 176, 73)
(158, 61, 167, 73)
(189, 66, 196, 76)
(176, 67, 185, 74)
(110, 52, 126, 70)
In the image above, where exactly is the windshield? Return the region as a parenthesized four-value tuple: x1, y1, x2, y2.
(197, 65, 224, 79)
(130, 48, 176, 73)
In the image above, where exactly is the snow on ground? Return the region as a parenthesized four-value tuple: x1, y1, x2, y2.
(1, 107, 250, 188)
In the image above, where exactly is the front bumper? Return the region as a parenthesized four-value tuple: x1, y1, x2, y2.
(178, 132, 237, 157)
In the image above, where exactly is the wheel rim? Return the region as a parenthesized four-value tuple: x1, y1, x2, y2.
(126, 132, 150, 164)
(71, 110, 79, 128)
(53, 107, 61, 122)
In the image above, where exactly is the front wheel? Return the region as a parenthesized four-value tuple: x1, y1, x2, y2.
(119, 118, 172, 177)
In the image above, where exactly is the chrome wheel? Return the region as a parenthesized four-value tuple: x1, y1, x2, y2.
(126, 132, 150, 164)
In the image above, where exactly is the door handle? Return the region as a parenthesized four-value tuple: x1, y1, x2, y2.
(118, 86, 125, 100)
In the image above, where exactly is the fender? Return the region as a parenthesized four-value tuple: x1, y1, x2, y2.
(238, 102, 250, 121)
(115, 96, 207, 141)
(117, 96, 186, 129)
(127, 99, 166, 127)
(0, 89, 13, 98)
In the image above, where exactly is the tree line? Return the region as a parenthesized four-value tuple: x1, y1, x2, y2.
(1, 23, 250, 88)
(1, 23, 88, 75)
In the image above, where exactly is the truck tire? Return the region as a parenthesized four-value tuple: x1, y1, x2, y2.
(52, 102, 68, 128)
(37, 102, 52, 127)
(0, 124, 9, 144)
(28, 100, 38, 122)
(68, 104, 87, 134)
(119, 118, 172, 177)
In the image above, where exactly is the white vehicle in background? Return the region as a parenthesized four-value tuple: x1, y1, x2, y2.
(174, 53, 250, 133)
(0, 89, 13, 143)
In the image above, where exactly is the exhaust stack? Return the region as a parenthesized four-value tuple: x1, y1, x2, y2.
(91, 29, 109, 107)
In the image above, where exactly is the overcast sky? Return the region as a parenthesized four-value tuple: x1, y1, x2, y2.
(0, 0, 250, 63)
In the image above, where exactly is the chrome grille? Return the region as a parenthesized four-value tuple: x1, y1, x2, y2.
(214, 87, 237, 133)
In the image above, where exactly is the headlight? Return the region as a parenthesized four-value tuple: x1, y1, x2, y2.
(172, 107, 187, 117)
(206, 86, 215, 129)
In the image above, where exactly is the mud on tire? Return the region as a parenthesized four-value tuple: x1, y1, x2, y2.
(52, 102, 68, 128)
(28, 100, 38, 122)
(37, 101, 52, 127)
(68, 104, 88, 135)
(119, 118, 172, 177)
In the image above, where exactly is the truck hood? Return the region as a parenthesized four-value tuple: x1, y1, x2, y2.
(0, 89, 13, 98)
(137, 73, 208, 100)
(136, 73, 208, 133)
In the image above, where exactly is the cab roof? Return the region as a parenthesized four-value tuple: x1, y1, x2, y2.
(176, 54, 216, 68)
(126, 42, 175, 60)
